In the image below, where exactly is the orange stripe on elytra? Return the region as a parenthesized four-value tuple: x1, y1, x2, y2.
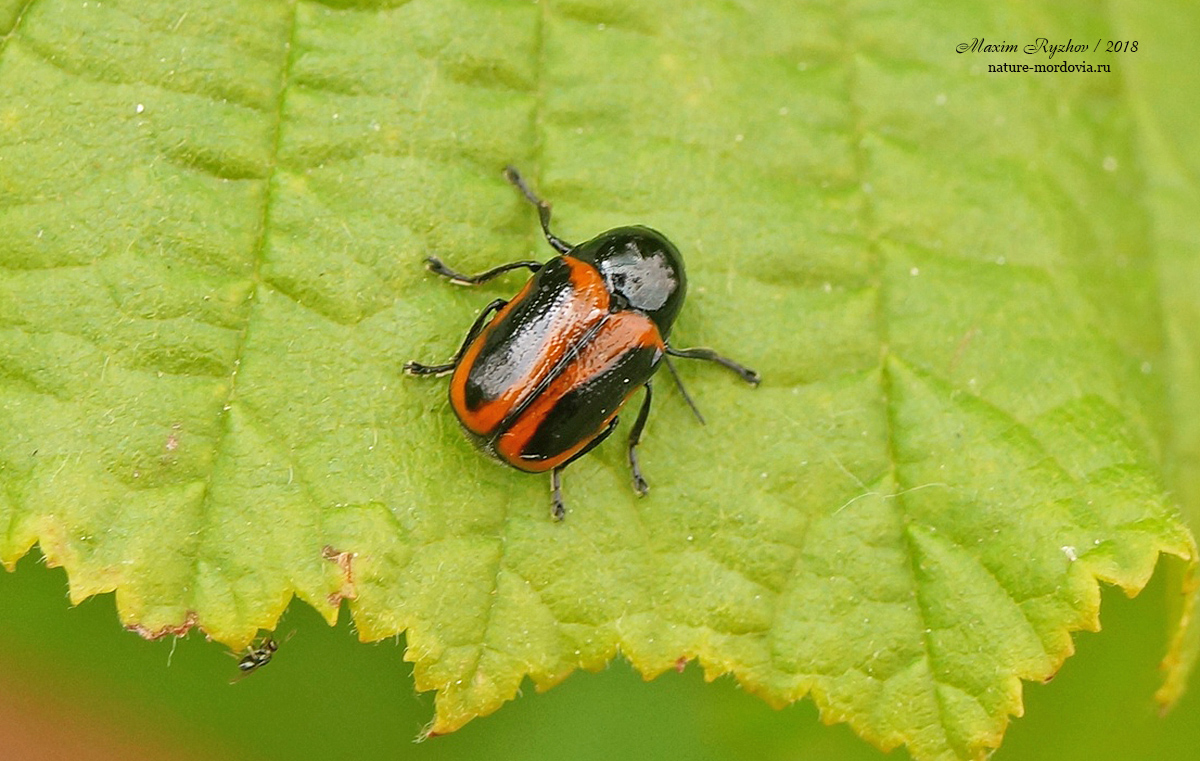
(450, 257, 609, 437)
(495, 310, 663, 472)
(448, 276, 535, 433)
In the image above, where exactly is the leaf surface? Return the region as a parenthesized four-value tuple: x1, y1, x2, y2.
(0, 2, 1196, 760)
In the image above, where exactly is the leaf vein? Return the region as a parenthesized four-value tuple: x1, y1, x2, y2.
(0, 0, 37, 54)
(14, 33, 271, 116)
(838, 4, 959, 753)
(188, 0, 300, 623)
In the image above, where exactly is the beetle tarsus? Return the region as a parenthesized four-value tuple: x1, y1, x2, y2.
(632, 472, 649, 496)
(733, 365, 762, 386)
(424, 256, 473, 286)
(551, 467, 566, 521)
(404, 360, 455, 376)
(426, 255, 541, 286)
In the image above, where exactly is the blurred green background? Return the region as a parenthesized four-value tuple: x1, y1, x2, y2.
(1, 552, 1197, 760)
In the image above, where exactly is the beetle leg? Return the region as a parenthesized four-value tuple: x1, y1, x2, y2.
(662, 347, 759, 425)
(504, 165, 574, 255)
(546, 415, 623, 521)
(403, 361, 456, 377)
(404, 298, 507, 376)
(551, 467, 566, 521)
(627, 383, 653, 496)
(665, 345, 761, 386)
(424, 256, 542, 286)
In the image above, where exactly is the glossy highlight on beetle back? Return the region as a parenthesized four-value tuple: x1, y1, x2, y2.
(449, 257, 606, 437)
(573, 226, 687, 336)
(449, 254, 666, 472)
(497, 311, 662, 472)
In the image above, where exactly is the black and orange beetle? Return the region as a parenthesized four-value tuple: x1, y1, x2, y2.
(405, 167, 759, 520)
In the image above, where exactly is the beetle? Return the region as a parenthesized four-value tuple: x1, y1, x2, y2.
(405, 166, 759, 520)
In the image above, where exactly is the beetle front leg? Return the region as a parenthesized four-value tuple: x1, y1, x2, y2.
(504, 166, 574, 255)
(425, 257, 542, 286)
(404, 298, 507, 376)
(627, 382, 653, 496)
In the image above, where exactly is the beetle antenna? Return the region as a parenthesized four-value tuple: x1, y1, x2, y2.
(504, 165, 573, 254)
(663, 356, 706, 425)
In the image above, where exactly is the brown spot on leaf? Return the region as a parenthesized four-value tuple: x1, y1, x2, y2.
(322, 545, 358, 607)
(165, 422, 182, 452)
(950, 326, 980, 373)
(126, 611, 198, 641)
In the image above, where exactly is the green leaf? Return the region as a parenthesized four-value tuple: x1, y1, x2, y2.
(1108, 0, 1200, 708)
(0, 2, 1195, 760)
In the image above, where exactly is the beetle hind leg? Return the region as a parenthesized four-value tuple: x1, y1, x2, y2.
(546, 415, 623, 521)
(627, 383, 653, 496)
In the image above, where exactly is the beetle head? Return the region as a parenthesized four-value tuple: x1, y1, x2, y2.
(573, 226, 686, 336)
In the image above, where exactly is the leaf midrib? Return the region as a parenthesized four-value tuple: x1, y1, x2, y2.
(837, 3, 960, 755)
(188, 0, 300, 640)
